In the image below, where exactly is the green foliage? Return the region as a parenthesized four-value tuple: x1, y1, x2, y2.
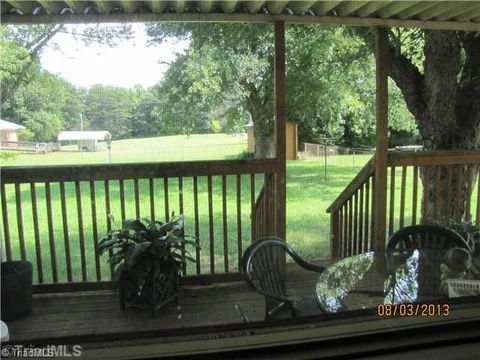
(0, 151, 19, 162)
(98, 214, 199, 289)
(433, 218, 480, 254)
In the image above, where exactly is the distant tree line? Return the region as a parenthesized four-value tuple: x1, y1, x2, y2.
(1, 23, 419, 147)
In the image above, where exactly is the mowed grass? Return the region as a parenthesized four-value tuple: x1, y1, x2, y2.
(1, 133, 248, 166)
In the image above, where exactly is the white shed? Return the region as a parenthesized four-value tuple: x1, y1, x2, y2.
(0, 119, 25, 142)
(57, 131, 111, 152)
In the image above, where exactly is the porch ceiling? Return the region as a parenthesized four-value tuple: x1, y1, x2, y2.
(1, 1, 479, 31)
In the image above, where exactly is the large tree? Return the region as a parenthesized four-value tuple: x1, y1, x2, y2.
(356, 29, 480, 222)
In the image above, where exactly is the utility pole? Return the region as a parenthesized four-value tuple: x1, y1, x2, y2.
(80, 113, 84, 131)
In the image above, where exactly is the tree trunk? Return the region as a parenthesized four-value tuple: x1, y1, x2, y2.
(254, 130, 275, 158)
(421, 164, 478, 224)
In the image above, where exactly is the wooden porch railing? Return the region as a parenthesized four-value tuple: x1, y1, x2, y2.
(327, 151, 480, 258)
(0, 159, 277, 289)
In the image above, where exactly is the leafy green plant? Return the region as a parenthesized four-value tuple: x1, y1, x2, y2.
(98, 214, 199, 289)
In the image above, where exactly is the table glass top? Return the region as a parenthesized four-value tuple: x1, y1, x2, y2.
(315, 249, 480, 313)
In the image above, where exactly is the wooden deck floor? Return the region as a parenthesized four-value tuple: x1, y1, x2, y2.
(6, 264, 327, 346)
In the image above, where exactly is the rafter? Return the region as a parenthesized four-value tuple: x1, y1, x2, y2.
(417, 1, 463, 21)
(6, 1, 37, 15)
(454, 4, 480, 22)
(244, 1, 265, 14)
(355, 1, 389, 18)
(197, 0, 216, 13)
(396, 1, 439, 19)
(145, 1, 168, 13)
(63, 0, 89, 14)
(265, 1, 289, 14)
(219, 1, 237, 13)
(310, 0, 342, 15)
(335, 1, 370, 17)
(377, 1, 418, 19)
(287, 1, 317, 15)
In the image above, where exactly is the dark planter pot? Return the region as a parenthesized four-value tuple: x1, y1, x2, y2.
(118, 266, 179, 317)
(1, 261, 33, 321)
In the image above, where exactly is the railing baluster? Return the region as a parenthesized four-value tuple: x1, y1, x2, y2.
(45, 182, 58, 282)
(358, 184, 364, 254)
(250, 174, 255, 242)
(338, 207, 343, 257)
(0, 183, 11, 261)
(446, 167, 452, 219)
(370, 173, 376, 251)
(353, 192, 358, 255)
(30, 183, 43, 282)
(399, 166, 407, 229)
(119, 179, 126, 221)
(422, 166, 430, 223)
(348, 198, 353, 256)
(178, 177, 186, 275)
(222, 175, 228, 273)
(15, 183, 26, 260)
(59, 182, 72, 282)
(207, 175, 215, 274)
(164, 177, 169, 221)
(412, 166, 419, 225)
(476, 172, 480, 227)
(75, 181, 87, 281)
(434, 166, 442, 220)
(193, 176, 201, 274)
(104, 180, 114, 279)
(388, 166, 395, 236)
(149, 178, 155, 220)
(343, 203, 348, 256)
(364, 176, 370, 253)
(90, 181, 101, 281)
(134, 178, 140, 219)
(236, 174, 242, 271)
(465, 168, 472, 222)
(455, 165, 463, 220)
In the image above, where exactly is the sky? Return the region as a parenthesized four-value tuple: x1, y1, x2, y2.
(40, 23, 189, 88)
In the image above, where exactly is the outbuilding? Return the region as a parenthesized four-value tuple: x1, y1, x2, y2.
(57, 130, 111, 152)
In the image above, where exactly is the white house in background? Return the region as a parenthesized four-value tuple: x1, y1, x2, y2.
(0, 119, 25, 142)
(57, 130, 111, 152)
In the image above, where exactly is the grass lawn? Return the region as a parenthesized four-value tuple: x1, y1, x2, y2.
(1, 133, 248, 166)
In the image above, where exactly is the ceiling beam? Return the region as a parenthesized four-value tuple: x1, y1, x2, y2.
(310, 1, 342, 15)
(120, 1, 142, 13)
(265, 1, 288, 14)
(1, 1, 12, 14)
(2, 12, 479, 31)
(355, 1, 389, 18)
(395, 1, 439, 19)
(335, 1, 370, 17)
(377, 1, 418, 19)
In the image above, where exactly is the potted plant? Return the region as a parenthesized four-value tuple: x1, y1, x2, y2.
(98, 214, 198, 316)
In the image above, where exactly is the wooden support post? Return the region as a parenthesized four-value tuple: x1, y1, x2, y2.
(372, 27, 389, 251)
(274, 21, 287, 241)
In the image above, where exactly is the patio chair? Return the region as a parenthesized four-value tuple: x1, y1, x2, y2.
(387, 225, 471, 252)
(387, 225, 472, 298)
(242, 236, 326, 321)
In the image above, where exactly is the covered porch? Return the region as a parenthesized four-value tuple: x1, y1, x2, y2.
(1, 1, 480, 358)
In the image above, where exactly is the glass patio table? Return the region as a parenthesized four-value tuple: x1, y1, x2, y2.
(315, 249, 480, 314)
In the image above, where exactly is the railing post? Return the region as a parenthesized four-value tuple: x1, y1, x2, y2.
(373, 27, 389, 251)
(274, 21, 286, 242)
(330, 212, 340, 258)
